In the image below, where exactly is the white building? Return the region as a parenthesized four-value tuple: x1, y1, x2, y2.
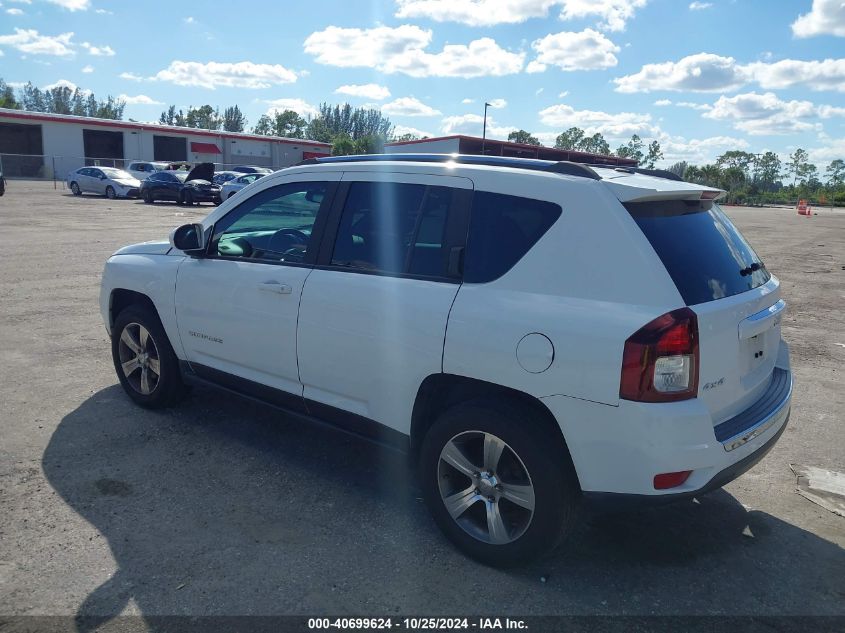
(0, 108, 331, 179)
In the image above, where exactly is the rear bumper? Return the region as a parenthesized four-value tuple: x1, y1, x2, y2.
(541, 339, 792, 500)
(582, 409, 789, 511)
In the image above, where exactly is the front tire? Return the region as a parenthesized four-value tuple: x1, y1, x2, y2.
(142, 190, 154, 204)
(105, 185, 116, 199)
(183, 190, 194, 206)
(419, 399, 579, 567)
(70, 182, 81, 196)
(111, 304, 186, 408)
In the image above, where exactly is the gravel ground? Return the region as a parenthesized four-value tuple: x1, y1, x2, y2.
(0, 181, 842, 619)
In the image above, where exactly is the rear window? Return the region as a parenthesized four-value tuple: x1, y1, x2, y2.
(627, 201, 770, 305)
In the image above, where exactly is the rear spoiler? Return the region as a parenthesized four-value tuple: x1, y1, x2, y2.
(596, 169, 725, 203)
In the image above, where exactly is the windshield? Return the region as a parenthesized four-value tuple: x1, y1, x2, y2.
(101, 168, 133, 179)
(627, 201, 771, 305)
(172, 172, 189, 182)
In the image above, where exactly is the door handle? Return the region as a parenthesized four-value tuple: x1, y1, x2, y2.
(258, 281, 293, 295)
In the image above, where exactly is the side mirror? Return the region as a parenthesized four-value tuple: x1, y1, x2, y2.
(100, 174, 107, 180)
(170, 223, 208, 256)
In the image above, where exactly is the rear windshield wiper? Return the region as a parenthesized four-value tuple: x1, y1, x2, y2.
(739, 261, 765, 276)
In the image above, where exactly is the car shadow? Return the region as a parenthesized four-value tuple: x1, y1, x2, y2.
(43, 386, 844, 626)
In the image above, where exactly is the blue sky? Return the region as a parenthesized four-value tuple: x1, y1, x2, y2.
(1, 0, 844, 167)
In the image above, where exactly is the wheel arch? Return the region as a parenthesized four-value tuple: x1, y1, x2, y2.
(109, 288, 161, 332)
(410, 374, 580, 488)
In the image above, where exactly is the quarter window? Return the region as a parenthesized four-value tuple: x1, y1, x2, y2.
(330, 181, 453, 277)
(463, 191, 562, 283)
(211, 182, 328, 263)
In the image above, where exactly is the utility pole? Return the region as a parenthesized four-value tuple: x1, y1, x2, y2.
(481, 102, 491, 155)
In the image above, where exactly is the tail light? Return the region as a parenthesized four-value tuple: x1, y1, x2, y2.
(620, 307, 699, 402)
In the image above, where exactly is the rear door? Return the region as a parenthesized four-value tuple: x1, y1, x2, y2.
(625, 199, 783, 424)
(296, 172, 472, 435)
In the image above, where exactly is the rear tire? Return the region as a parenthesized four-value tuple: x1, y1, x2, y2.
(70, 182, 81, 196)
(111, 304, 186, 409)
(419, 399, 579, 567)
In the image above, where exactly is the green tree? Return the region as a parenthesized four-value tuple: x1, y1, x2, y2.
(643, 140, 664, 169)
(667, 161, 688, 178)
(222, 105, 246, 132)
(508, 129, 540, 145)
(307, 103, 394, 143)
(554, 127, 584, 150)
(580, 132, 610, 155)
(716, 150, 755, 175)
(786, 148, 810, 186)
(185, 105, 221, 130)
(825, 159, 845, 189)
(331, 134, 356, 156)
(252, 114, 273, 136)
(159, 105, 180, 126)
(616, 134, 645, 163)
(0, 79, 19, 109)
(755, 151, 782, 190)
(19, 83, 45, 112)
(393, 133, 422, 142)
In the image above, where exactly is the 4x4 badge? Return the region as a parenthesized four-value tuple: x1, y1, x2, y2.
(703, 377, 725, 390)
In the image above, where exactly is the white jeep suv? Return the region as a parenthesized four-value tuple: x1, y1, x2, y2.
(100, 154, 792, 566)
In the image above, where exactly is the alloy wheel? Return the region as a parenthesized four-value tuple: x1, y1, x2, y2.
(437, 431, 535, 545)
(117, 322, 161, 395)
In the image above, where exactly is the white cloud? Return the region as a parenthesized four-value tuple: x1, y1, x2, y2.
(703, 91, 845, 135)
(184, 16, 195, 24)
(95, 8, 112, 14)
(538, 102, 656, 138)
(527, 28, 619, 72)
(654, 98, 673, 106)
(653, 98, 710, 110)
(335, 83, 391, 100)
(440, 113, 515, 139)
(614, 53, 746, 93)
(616, 53, 845, 93)
(536, 88, 544, 95)
(81, 41, 114, 56)
(461, 98, 475, 104)
(382, 96, 441, 116)
(792, 0, 845, 38)
(81, 64, 93, 73)
(118, 94, 164, 105)
(44, 78, 78, 90)
(660, 134, 750, 165)
(394, 0, 647, 31)
(120, 71, 143, 81)
(487, 98, 507, 108)
(46, 0, 90, 9)
(558, 90, 569, 97)
(557, 0, 648, 32)
(746, 58, 845, 92)
(0, 28, 75, 56)
(6, 8, 24, 14)
(393, 124, 433, 138)
(265, 98, 318, 118)
(304, 25, 524, 78)
(689, 1, 712, 10)
(150, 60, 298, 89)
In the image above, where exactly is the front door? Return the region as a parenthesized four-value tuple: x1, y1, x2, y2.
(175, 174, 338, 399)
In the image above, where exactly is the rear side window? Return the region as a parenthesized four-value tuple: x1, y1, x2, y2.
(627, 201, 771, 305)
(463, 191, 562, 283)
(330, 181, 453, 278)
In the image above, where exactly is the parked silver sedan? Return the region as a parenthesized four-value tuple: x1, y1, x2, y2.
(67, 167, 141, 199)
(220, 172, 265, 199)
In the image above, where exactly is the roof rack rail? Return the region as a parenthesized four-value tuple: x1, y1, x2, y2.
(296, 153, 602, 180)
(588, 164, 684, 182)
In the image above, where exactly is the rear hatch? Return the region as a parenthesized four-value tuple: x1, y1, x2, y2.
(603, 170, 784, 425)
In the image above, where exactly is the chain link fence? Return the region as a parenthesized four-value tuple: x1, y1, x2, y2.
(0, 154, 281, 184)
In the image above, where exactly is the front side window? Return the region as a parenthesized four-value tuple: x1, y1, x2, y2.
(463, 191, 562, 283)
(330, 181, 453, 277)
(212, 181, 328, 263)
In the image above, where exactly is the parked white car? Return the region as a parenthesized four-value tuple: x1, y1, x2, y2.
(126, 161, 168, 182)
(100, 154, 792, 566)
(68, 166, 140, 199)
(220, 172, 265, 199)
